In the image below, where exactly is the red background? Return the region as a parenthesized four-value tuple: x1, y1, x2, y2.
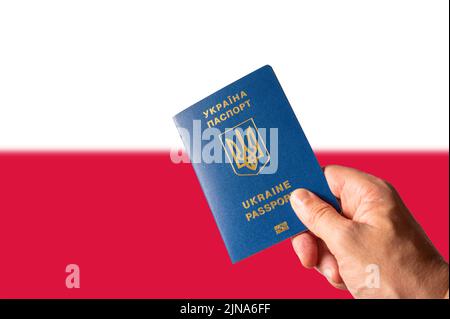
(0, 151, 448, 298)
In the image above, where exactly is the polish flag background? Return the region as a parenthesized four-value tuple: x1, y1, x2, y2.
(0, 1, 448, 298)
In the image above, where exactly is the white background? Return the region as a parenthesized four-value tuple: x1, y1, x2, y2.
(0, 0, 448, 150)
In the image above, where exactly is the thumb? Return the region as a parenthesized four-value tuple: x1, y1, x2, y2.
(290, 189, 351, 250)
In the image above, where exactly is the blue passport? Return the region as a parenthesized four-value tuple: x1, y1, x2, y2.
(173, 65, 339, 263)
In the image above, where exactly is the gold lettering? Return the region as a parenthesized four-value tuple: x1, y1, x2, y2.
(283, 180, 291, 190)
(219, 113, 227, 121)
(242, 181, 294, 222)
(202, 93, 251, 126)
(275, 184, 284, 193)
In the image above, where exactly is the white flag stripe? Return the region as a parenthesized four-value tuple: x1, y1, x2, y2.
(0, 1, 448, 150)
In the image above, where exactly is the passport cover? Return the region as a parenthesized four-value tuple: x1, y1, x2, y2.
(173, 65, 340, 263)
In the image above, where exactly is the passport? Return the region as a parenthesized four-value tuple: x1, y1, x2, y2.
(173, 65, 340, 263)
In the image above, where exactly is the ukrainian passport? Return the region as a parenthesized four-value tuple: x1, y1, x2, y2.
(173, 65, 339, 263)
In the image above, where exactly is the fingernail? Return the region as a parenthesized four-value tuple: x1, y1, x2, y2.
(291, 189, 312, 208)
(323, 268, 333, 281)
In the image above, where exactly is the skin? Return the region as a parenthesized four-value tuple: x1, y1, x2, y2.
(290, 165, 449, 299)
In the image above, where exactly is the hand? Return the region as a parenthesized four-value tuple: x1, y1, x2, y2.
(290, 165, 449, 298)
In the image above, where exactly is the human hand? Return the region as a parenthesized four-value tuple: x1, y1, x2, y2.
(290, 165, 449, 298)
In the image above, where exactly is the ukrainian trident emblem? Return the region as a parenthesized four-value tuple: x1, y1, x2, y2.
(219, 118, 270, 176)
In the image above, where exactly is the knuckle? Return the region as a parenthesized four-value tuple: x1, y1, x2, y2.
(377, 181, 402, 210)
(365, 177, 399, 201)
(371, 177, 390, 192)
(309, 202, 331, 229)
(376, 178, 396, 195)
(380, 180, 397, 197)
